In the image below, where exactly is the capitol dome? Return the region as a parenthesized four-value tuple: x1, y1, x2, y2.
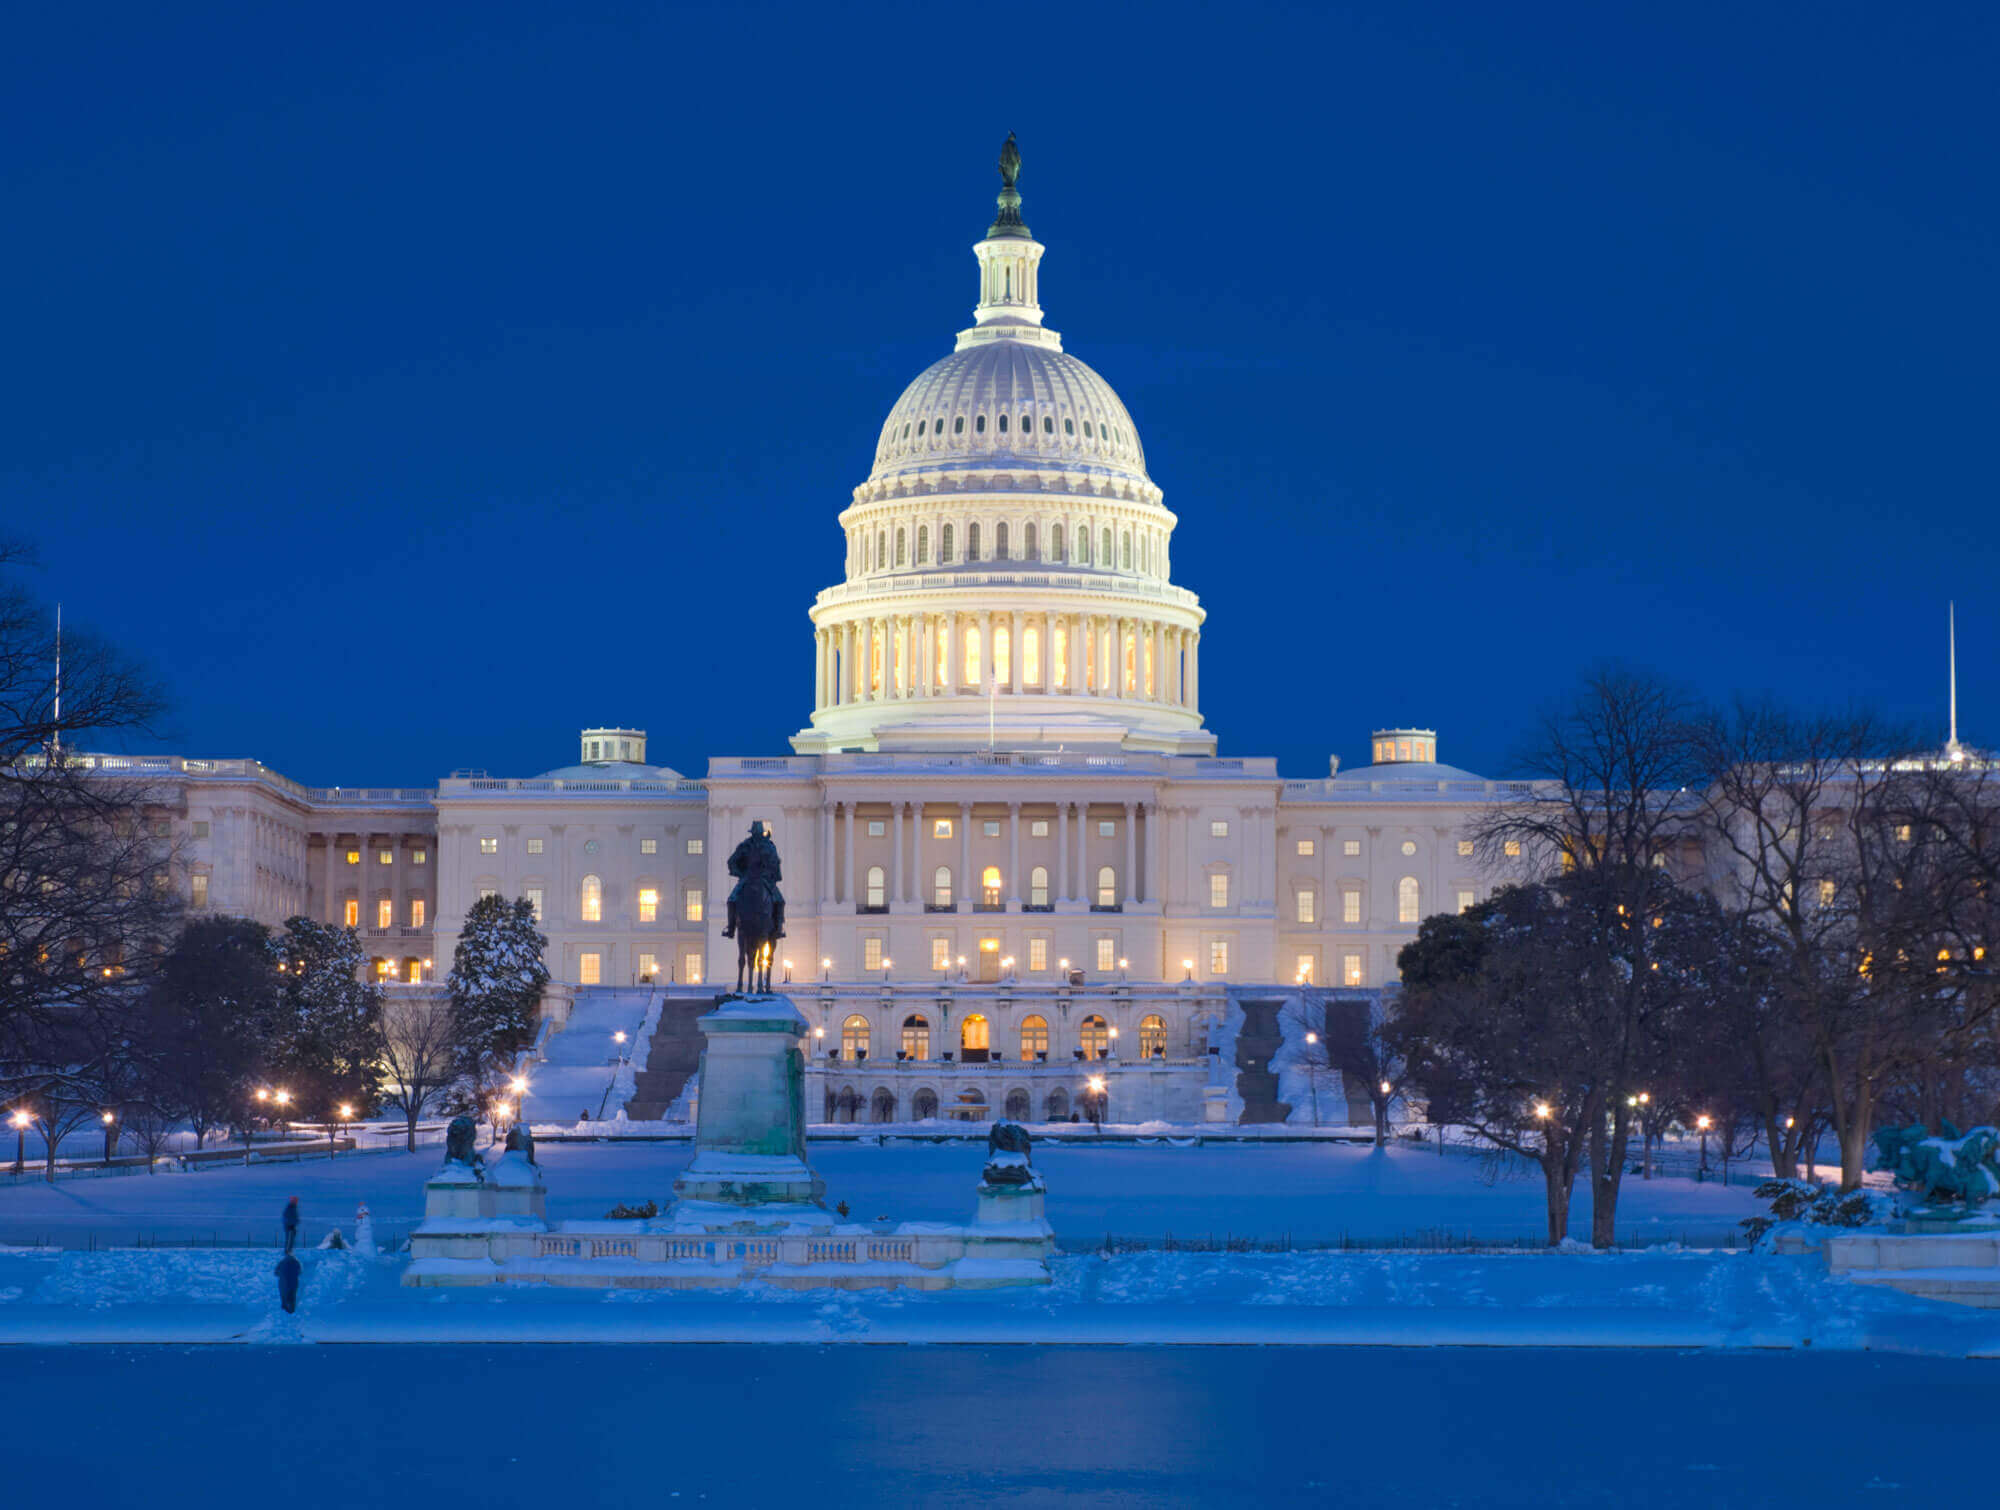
(794, 137, 1211, 758)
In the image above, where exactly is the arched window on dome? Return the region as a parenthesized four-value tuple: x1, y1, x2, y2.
(997, 414, 1008, 434)
(902, 423, 910, 439)
(916, 525, 929, 565)
(1042, 415, 1054, 434)
(1064, 417, 1075, 436)
(975, 415, 986, 434)
(915, 420, 924, 436)
(954, 416, 965, 434)
(995, 522, 1008, 560)
(894, 528, 905, 567)
(1052, 523, 1065, 562)
(940, 524, 954, 564)
(1102, 528, 1113, 566)
(1019, 413, 1030, 434)
(963, 624, 982, 687)
(968, 522, 981, 561)
(1025, 521, 1037, 560)
(1023, 623, 1040, 686)
(1078, 528, 1090, 566)
(1083, 421, 1094, 438)
(1122, 531, 1132, 570)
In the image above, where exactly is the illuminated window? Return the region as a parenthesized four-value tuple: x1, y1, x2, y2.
(1819, 879, 1837, 906)
(1099, 820, 1116, 838)
(412, 848, 426, 865)
(1343, 890, 1361, 924)
(478, 838, 497, 856)
(1401, 840, 1417, 856)
(683, 952, 703, 984)
(1019, 1014, 1049, 1059)
(377, 898, 393, 929)
(983, 820, 1001, 837)
(1295, 955, 1315, 984)
(687, 838, 704, 855)
(525, 887, 543, 921)
(863, 937, 883, 971)
(579, 952, 601, 986)
(1398, 877, 1420, 924)
(866, 867, 886, 908)
(1097, 866, 1118, 907)
(964, 624, 982, 685)
(638, 888, 659, 923)
(190, 874, 209, 908)
(580, 874, 602, 922)
(1504, 840, 1521, 857)
(933, 867, 953, 907)
(994, 624, 1011, 685)
(1457, 890, 1476, 914)
(931, 936, 951, 970)
(903, 1014, 930, 1059)
(981, 866, 1002, 905)
(1080, 1015, 1109, 1058)
(637, 952, 658, 982)
(1031, 819, 1048, 837)
(1029, 937, 1047, 971)
(1054, 623, 1068, 687)
(961, 1014, 989, 1053)
(1140, 1014, 1168, 1056)
(941, 523, 955, 562)
(1209, 873, 1229, 908)
(1030, 866, 1049, 906)
(1458, 839, 1474, 856)
(477, 887, 497, 903)
(934, 818, 953, 839)
(1211, 820, 1229, 838)
(1096, 937, 1115, 972)
(1209, 940, 1229, 976)
(377, 849, 394, 866)
(1344, 952, 1364, 987)
(1896, 824, 1913, 843)
(1023, 624, 1040, 684)
(841, 1015, 870, 1061)
(868, 819, 886, 837)
(526, 838, 543, 854)
(347, 849, 362, 865)
(343, 898, 359, 927)
(641, 839, 657, 855)
(1296, 888, 1315, 925)
(1343, 839, 1361, 857)
(917, 525, 929, 564)
(1296, 838, 1315, 857)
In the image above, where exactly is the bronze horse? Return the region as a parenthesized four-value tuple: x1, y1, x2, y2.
(733, 873, 780, 995)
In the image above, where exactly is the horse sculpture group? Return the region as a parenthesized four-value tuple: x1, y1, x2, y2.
(721, 820, 786, 995)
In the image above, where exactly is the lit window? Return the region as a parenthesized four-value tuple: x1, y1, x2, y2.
(1139, 1014, 1168, 1057)
(479, 838, 498, 856)
(1896, 824, 1913, 843)
(408, 897, 425, 927)
(1023, 623, 1040, 683)
(1030, 866, 1049, 906)
(964, 624, 982, 684)
(1031, 819, 1048, 838)
(687, 838, 705, 855)
(378, 849, 394, 866)
(1211, 820, 1229, 838)
(1398, 877, 1420, 924)
(1209, 940, 1229, 976)
(347, 849, 362, 865)
(931, 937, 951, 971)
(637, 952, 658, 982)
(841, 1015, 870, 1061)
(1819, 879, 1836, 906)
(933, 867, 953, 907)
(1096, 937, 1115, 972)
(981, 865, 1002, 905)
(581, 874, 603, 922)
(863, 937, 883, 971)
(638, 888, 659, 923)
(641, 838, 657, 855)
(934, 819, 953, 839)
(676, 886, 698, 923)
(526, 838, 543, 854)
(983, 820, 1000, 837)
(1210, 873, 1230, 908)
(1457, 890, 1476, 914)
(1503, 840, 1521, 857)
(1019, 1014, 1049, 1059)
(413, 848, 427, 865)
(1401, 840, 1417, 856)
(902, 1014, 931, 1059)
(525, 887, 543, 921)
(869, 819, 886, 837)
(190, 874, 209, 908)
(866, 867, 886, 908)
(1080, 1015, 1109, 1057)
(1295, 955, 1315, 984)
(1296, 888, 1315, 925)
(343, 899, 359, 927)
(1029, 937, 1047, 971)
(1343, 839, 1360, 857)
(579, 952, 601, 986)
(192, 820, 210, 840)
(1343, 890, 1361, 924)
(1458, 839, 1474, 856)
(1296, 838, 1315, 857)
(1097, 866, 1118, 907)
(1344, 952, 1364, 987)
(684, 952, 703, 984)
(377, 898, 393, 930)
(477, 887, 497, 903)
(962, 1013, 990, 1053)
(1099, 820, 1116, 838)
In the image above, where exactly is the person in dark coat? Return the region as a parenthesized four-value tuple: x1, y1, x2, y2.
(274, 1252, 301, 1314)
(282, 1195, 300, 1253)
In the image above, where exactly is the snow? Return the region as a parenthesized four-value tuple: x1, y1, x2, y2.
(518, 985, 659, 1123)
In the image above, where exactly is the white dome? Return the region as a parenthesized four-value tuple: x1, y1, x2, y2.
(868, 343, 1150, 492)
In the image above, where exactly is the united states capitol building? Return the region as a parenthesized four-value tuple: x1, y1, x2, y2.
(96, 143, 1518, 1124)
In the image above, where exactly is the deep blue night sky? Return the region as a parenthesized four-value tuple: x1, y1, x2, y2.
(6, 3, 1996, 786)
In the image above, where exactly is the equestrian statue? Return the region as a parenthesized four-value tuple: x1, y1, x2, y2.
(720, 819, 787, 995)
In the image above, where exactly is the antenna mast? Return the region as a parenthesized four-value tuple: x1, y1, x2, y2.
(52, 602, 62, 753)
(1948, 601, 1964, 761)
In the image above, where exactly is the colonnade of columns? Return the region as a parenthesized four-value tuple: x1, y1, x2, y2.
(813, 610, 1199, 715)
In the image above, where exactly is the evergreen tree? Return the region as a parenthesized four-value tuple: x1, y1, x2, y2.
(272, 917, 386, 1119)
(131, 917, 280, 1148)
(447, 895, 548, 1099)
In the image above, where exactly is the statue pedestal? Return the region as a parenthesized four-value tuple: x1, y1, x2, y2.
(672, 994, 824, 1208)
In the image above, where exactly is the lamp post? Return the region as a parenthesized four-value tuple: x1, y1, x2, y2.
(1696, 1114, 1712, 1182)
(1181, 958, 1194, 982)
(1107, 1024, 1119, 1059)
(1086, 1074, 1107, 1135)
(1302, 1032, 1321, 1127)
(820, 956, 832, 983)
(10, 1109, 27, 1175)
(1378, 1079, 1394, 1148)
(100, 1110, 116, 1165)
(782, 958, 794, 984)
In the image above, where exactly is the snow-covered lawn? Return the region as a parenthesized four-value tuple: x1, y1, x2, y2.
(0, 1139, 1763, 1250)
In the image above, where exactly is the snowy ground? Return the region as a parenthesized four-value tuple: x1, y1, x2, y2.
(0, 1138, 1764, 1250)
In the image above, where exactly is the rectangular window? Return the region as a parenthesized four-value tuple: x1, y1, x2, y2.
(1296, 888, 1315, 925)
(1296, 954, 1315, 984)
(869, 820, 886, 837)
(1819, 879, 1836, 906)
(192, 820, 210, 840)
(1095, 937, 1115, 973)
(377, 898, 393, 930)
(1343, 952, 1364, 987)
(641, 838, 657, 855)
(1029, 938, 1048, 972)
(1031, 820, 1049, 838)
(1099, 820, 1117, 838)
(411, 897, 427, 927)
(1457, 889, 1476, 914)
(413, 848, 427, 865)
(1296, 838, 1314, 857)
(377, 848, 394, 866)
(152, 819, 172, 839)
(638, 888, 659, 923)
(579, 952, 602, 986)
(637, 952, 658, 982)
(687, 838, 704, 855)
(1209, 939, 1229, 976)
(684, 888, 703, 923)
(1458, 839, 1474, 856)
(479, 837, 498, 855)
(525, 887, 543, 920)
(1504, 840, 1521, 857)
(983, 820, 1000, 837)
(1209, 873, 1229, 908)
(863, 937, 883, 971)
(933, 819, 953, 839)
(1343, 839, 1360, 857)
(684, 952, 704, 984)
(343, 898, 359, 927)
(1211, 819, 1229, 838)
(190, 873, 209, 908)
(932, 937, 951, 971)
(477, 886, 498, 903)
(526, 838, 544, 855)
(1343, 890, 1361, 924)
(347, 849, 361, 865)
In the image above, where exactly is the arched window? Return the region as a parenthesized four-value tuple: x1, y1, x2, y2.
(1025, 521, 1038, 560)
(580, 874, 602, 922)
(1398, 876, 1421, 924)
(1079, 527, 1092, 565)
(933, 866, 953, 908)
(1080, 1014, 1110, 1058)
(1139, 1014, 1168, 1058)
(1042, 415, 1054, 434)
(912, 1087, 939, 1120)
(1097, 866, 1117, 907)
(902, 1014, 931, 1060)
(1023, 623, 1040, 684)
(871, 1088, 897, 1123)
(963, 624, 982, 686)
(1029, 866, 1049, 907)
(1045, 1087, 1071, 1120)
(1019, 1014, 1049, 1060)
(917, 525, 929, 564)
(841, 1014, 871, 1061)
(1064, 417, 1074, 435)
(968, 522, 981, 560)
(1005, 1088, 1031, 1120)
(915, 420, 924, 436)
(1121, 531, 1132, 569)
(975, 415, 986, 434)
(954, 416, 965, 434)
(1083, 421, 1094, 438)
(902, 423, 910, 439)
(1053, 523, 1065, 561)
(981, 865, 1002, 906)
(941, 523, 954, 564)
(997, 413, 1008, 433)
(961, 1013, 990, 1054)
(995, 521, 1009, 559)
(894, 528, 905, 567)
(866, 865, 886, 909)
(877, 531, 886, 569)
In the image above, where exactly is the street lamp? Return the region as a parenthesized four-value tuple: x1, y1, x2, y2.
(782, 958, 793, 984)
(1696, 1113, 1712, 1181)
(820, 956, 832, 982)
(509, 1075, 529, 1097)
(1181, 958, 1194, 981)
(1086, 1074, 1107, 1134)
(1302, 1033, 1321, 1127)
(10, 1108, 28, 1174)
(100, 1110, 116, 1165)
(880, 957, 893, 982)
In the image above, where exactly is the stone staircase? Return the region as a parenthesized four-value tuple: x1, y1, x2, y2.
(1233, 996, 1292, 1124)
(625, 996, 717, 1120)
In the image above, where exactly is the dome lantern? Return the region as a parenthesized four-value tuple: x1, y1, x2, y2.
(962, 132, 1058, 354)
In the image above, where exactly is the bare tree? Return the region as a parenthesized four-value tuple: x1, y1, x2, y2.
(1284, 992, 1406, 1145)
(380, 992, 462, 1152)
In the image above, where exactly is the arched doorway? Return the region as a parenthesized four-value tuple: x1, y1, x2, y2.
(1044, 1087, 1071, 1121)
(1004, 1088, 1031, 1122)
(1079, 1015, 1109, 1060)
(960, 1013, 990, 1063)
(901, 1014, 930, 1061)
(1139, 1014, 1168, 1059)
(841, 1015, 871, 1061)
(911, 1087, 939, 1121)
(870, 1088, 897, 1124)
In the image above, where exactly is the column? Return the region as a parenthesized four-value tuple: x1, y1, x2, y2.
(843, 803, 856, 905)
(1072, 613, 1085, 694)
(958, 802, 972, 910)
(860, 618, 875, 702)
(1006, 801, 1021, 905)
(1145, 804, 1161, 903)
(920, 614, 934, 697)
(1056, 800, 1070, 902)
(980, 609, 994, 689)
(322, 835, 339, 925)
(1152, 622, 1166, 703)
(944, 610, 957, 692)
(1044, 609, 1057, 692)
(1010, 610, 1024, 695)
(820, 805, 834, 900)
(1187, 632, 1200, 709)
(892, 802, 905, 904)
(842, 621, 856, 704)
(1124, 802, 1137, 905)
